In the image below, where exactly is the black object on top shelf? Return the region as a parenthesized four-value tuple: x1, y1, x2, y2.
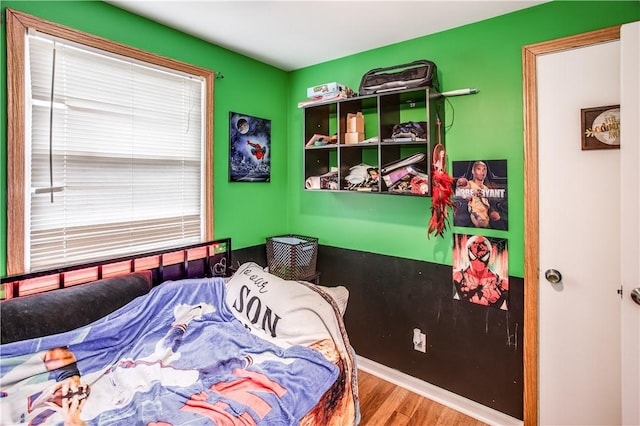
(359, 60, 438, 96)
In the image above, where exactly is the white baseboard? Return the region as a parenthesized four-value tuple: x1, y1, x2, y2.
(356, 356, 523, 426)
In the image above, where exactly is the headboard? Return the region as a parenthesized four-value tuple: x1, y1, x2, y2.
(0, 239, 231, 344)
(0, 239, 231, 299)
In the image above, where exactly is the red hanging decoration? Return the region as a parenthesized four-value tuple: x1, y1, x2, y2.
(428, 118, 455, 238)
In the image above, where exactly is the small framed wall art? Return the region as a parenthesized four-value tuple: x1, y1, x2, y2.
(580, 105, 620, 150)
(229, 112, 271, 182)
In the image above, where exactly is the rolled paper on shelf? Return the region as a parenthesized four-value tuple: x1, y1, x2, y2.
(305, 169, 339, 190)
(305, 176, 320, 189)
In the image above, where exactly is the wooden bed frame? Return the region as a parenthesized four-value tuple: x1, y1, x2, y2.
(0, 238, 232, 300)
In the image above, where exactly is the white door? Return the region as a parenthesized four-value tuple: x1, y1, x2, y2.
(620, 21, 640, 426)
(536, 23, 640, 425)
(537, 40, 621, 425)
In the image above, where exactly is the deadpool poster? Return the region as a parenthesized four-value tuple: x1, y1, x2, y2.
(229, 112, 271, 182)
(452, 234, 509, 310)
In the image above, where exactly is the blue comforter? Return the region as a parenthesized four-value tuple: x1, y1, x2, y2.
(0, 278, 338, 425)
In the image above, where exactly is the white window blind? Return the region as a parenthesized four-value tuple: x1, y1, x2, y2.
(26, 33, 206, 271)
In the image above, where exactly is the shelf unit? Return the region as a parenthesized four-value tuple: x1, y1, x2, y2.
(303, 87, 443, 197)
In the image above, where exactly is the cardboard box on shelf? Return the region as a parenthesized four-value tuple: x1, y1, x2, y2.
(344, 132, 363, 144)
(344, 112, 364, 144)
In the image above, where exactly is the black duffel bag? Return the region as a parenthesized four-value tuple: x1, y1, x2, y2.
(359, 60, 438, 95)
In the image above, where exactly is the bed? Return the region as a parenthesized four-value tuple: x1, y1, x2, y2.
(0, 239, 359, 425)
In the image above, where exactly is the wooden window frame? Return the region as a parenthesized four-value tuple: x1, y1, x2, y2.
(5, 8, 214, 275)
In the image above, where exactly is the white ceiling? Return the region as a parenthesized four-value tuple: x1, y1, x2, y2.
(106, 0, 548, 71)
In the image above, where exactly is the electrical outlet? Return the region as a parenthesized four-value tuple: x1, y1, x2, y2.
(412, 328, 427, 353)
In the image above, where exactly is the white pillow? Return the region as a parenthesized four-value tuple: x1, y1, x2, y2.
(225, 262, 341, 348)
(262, 266, 349, 316)
(310, 284, 349, 317)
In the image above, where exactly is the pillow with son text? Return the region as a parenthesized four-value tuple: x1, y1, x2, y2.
(224, 262, 346, 349)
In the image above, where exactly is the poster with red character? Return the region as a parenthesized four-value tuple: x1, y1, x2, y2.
(229, 112, 271, 182)
(452, 234, 509, 310)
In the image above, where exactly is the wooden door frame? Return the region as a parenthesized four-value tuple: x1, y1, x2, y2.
(522, 26, 621, 426)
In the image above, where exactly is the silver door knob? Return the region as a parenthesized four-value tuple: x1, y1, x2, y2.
(544, 269, 562, 284)
(631, 288, 640, 306)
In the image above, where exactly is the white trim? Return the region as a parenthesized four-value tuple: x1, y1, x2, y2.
(357, 356, 523, 426)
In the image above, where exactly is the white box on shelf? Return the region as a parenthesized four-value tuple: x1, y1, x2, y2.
(307, 82, 346, 99)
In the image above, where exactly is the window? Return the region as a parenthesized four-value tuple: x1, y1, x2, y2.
(6, 9, 214, 274)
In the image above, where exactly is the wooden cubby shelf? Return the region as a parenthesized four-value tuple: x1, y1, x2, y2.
(302, 87, 443, 197)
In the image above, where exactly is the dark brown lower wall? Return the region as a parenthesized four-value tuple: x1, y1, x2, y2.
(232, 244, 524, 419)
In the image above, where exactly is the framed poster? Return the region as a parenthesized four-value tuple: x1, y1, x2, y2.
(452, 159, 508, 230)
(229, 112, 271, 182)
(581, 105, 620, 150)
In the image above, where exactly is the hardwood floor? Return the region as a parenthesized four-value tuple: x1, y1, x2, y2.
(357, 370, 489, 426)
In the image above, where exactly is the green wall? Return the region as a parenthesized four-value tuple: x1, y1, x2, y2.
(0, 1, 291, 276)
(288, 1, 639, 278)
(2, 1, 638, 278)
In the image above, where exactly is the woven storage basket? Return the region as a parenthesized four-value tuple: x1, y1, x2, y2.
(266, 235, 318, 280)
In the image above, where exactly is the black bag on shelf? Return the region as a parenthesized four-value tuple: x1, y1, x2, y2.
(358, 60, 438, 96)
